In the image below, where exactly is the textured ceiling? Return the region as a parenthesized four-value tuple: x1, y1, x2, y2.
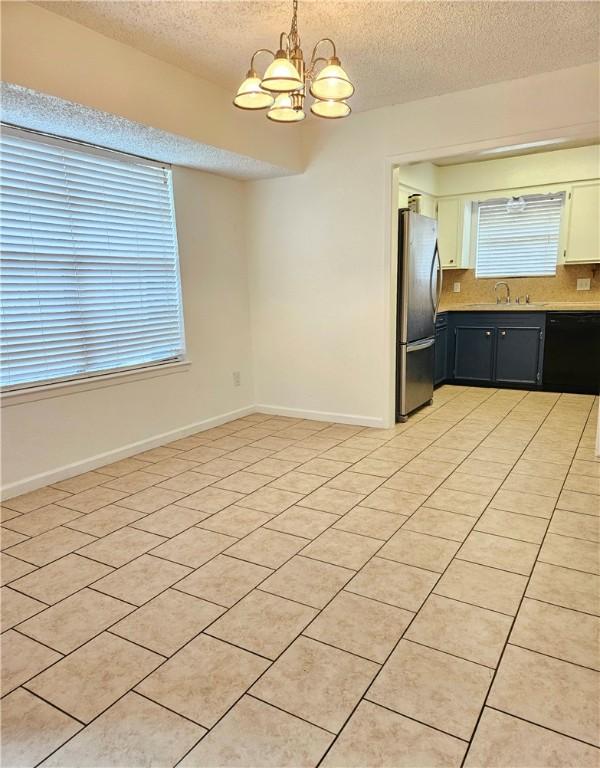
(1, 83, 289, 179)
(34, 0, 600, 113)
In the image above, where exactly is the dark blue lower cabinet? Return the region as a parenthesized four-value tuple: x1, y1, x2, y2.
(454, 326, 495, 381)
(450, 314, 544, 387)
(495, 326, 543, 385)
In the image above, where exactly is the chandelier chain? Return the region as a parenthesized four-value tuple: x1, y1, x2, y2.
(290, 0, 299, 49)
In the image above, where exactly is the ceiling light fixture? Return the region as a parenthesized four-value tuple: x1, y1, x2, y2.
(233, 0, 355, 123)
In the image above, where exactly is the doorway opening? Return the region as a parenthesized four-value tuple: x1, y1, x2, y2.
(387, 135, 599, 424)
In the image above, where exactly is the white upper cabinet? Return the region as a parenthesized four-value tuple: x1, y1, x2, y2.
(437, 198, 470, 269)
(398, 188, 437, 218)
(418, 195, 438, 219)
(565, 182, 600, 264)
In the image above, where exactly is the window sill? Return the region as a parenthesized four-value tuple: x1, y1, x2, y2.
(1, 360, 191, 408)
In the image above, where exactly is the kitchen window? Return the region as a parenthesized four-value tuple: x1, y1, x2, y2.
(0, 127, 185, 392)
(474, 192, 565, 278)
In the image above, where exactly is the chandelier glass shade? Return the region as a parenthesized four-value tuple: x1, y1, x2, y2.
(267, 93, 306, 122)
(233, 0, 355, 123)
(261, 50, 304, 93)
(310, 60, 354, 101)
(310, 98, 351, 119)
(233, 70, 275, 110)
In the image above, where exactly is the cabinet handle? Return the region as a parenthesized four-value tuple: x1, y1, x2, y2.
(485, 331, 492, 337)
(500, 330, 506, 337)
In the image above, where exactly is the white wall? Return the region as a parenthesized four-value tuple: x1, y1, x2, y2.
(398, 162, 440, 196)
(0, 2, 303, 175)
(397, 145, 600, 201)
(1, 167, 255, 494)
(436, 145, 600, 196)
(248, 141, 388, 425)
(247, 63, 600, 428)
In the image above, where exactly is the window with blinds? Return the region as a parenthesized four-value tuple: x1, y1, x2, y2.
(474, 192, 565, 278)
(0, 127, 185, 391)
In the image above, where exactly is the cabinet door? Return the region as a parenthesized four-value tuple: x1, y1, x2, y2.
(437, 198, 461, 269)
(434, 325, 448, 385)
(495, 327, 542, 385)
(454, 326, 495, 381)
(565, 183, 600, 264)
(437, 199, 470, 269)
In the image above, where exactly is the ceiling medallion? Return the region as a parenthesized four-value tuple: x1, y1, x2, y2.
(233, 0, 354, 123)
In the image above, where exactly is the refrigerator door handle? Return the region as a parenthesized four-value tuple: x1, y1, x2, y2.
(429, 240, 443, 320)
(435, 241, 443, 316)
(407, 338, 435, 352)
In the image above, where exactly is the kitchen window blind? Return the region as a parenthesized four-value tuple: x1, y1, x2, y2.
(474, 192, 564, 278)
(0, 127, 185, 391)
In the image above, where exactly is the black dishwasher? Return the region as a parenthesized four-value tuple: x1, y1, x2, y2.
(543, 312, 600, 394)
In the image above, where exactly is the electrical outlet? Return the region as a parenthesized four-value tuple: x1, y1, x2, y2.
(577, 278, 591, 291)
(453, 282, 461, 293)
(232, 371, 241, 387)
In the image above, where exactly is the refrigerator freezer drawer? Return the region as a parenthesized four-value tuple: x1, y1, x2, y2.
(397, 339, 435, 421)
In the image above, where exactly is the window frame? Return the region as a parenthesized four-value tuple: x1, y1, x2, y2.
(0, 125, 188, 396)
(470, 189, 566, 279)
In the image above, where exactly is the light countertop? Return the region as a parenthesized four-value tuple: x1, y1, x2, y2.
(438, 302, 600, 312)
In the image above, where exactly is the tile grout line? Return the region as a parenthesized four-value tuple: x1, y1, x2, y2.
(4, 393, 487, 716)
(504, 641, 600, 674)
(485, 704, 600, 750)
(523, 593, 600, 619)
(321, 391, 594, 764)
(314, 387, 537, 766)
(361, 697, 472, 743)
(2, 388, 595, 767)
(171, 391, 493, 762)
(244, 692, 338, 736)
(458, 391, 596, 767)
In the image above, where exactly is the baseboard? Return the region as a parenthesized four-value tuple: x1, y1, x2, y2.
(1, 405, 255, 500)
(3, 402, 387, 500)
(255, 403, 386, 428)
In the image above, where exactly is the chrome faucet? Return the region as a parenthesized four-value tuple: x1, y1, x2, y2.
(494, 281, 511, 304)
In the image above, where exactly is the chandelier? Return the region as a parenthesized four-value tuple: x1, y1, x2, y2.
(233, 0, 355, 122)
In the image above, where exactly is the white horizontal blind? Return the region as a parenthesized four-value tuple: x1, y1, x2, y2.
(475, 192, 564, 278)
(0, 127, 185, 390)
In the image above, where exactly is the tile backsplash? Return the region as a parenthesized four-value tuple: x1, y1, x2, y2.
(440, 265, 600, 306)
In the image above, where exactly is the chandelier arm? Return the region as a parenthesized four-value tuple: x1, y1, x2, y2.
(309, 38, 337, 65)
(279, 31, 291, 54)
(306, 56, 327, 80)
(249, 48, 276, 71)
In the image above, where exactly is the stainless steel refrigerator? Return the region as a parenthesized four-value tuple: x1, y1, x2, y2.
(396, 210, 442, 422)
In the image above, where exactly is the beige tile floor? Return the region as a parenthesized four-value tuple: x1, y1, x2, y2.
(1, 385, 599, 767)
